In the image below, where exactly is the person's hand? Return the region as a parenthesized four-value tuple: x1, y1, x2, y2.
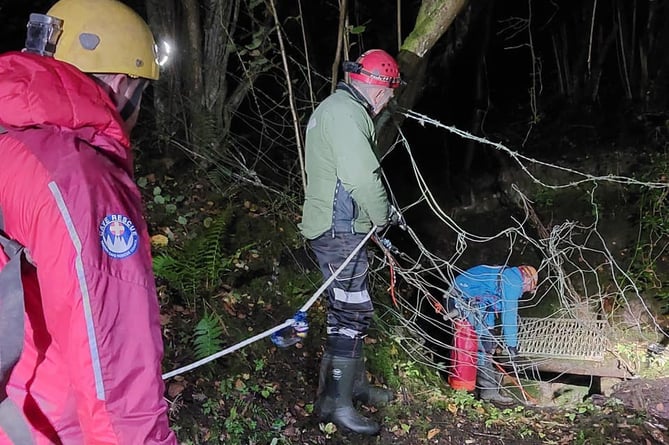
(440, 306, 461, 321)
(389, 205, 406, 230)
(440, 292, 460, 319)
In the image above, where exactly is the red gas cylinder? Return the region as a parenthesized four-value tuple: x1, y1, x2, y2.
(448, 319, 478, 391)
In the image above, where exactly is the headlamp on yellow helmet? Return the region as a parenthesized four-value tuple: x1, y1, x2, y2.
(24, 13, 64, 57)
(155, 40, 172, 68)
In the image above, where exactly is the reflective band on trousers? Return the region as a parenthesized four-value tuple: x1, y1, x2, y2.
(332, 288, 371, 305)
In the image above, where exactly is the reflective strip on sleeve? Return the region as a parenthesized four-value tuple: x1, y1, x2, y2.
(48, 182, 106, 400)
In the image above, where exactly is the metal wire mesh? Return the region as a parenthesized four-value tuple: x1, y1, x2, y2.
(517, 317, 611, 361)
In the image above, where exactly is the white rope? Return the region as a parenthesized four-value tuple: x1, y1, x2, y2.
(298, 226, 378, 312)
(162, 320, 293, 380)
(162, 226, 378, 380)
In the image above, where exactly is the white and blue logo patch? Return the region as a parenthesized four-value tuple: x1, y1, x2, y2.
(99, 214, 139, 259)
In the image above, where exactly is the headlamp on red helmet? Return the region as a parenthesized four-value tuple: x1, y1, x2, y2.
(343, 49, 403, 88)
(518, 265, 538, 293)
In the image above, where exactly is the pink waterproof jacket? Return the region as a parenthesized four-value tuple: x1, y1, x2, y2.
(0, 52, 176, 444)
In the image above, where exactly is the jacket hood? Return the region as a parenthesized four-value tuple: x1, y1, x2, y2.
(0, 51, 130, 163)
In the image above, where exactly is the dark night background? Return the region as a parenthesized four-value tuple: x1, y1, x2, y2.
(1, 0, 667, 204)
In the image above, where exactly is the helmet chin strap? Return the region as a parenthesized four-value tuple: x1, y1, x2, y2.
(119, 79, 147, 121)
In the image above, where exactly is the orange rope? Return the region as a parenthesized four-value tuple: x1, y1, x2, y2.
(425, 292, 447, 316)
(387, 253, 397, 307)
(373, 235, 399, 307)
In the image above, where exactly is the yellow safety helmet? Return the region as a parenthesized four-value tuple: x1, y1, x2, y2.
(47, 0, 160, 80)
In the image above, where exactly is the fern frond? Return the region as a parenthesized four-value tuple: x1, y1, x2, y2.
(153, 207, 241, 299)
(153, 253, 185, 283)
(193, 312, 225, 359)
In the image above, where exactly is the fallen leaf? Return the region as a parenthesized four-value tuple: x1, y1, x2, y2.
(447, 403, 458, 415)
(167, 382, 185, 398)
(427, 428, 440, 439)
(293, 404, 308, 417)
(223, 302, 237, 316)
(162, 227, 175, 240)
(392, 426, 407, 437)
(283, 425, 298, 436)
(320, 422, 337, 435)
(150, 234, 169, 247)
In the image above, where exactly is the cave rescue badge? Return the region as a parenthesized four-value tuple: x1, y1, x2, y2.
(99, 214, 139, 259)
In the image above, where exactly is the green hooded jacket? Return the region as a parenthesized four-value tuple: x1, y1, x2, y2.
(299, 84, 390, 240)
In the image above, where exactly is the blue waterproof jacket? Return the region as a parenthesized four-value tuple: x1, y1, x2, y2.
(452, 265, 525, 349)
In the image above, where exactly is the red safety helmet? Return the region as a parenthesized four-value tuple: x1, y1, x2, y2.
(518, 265, 538, 292)
(344, 49, 402, 88)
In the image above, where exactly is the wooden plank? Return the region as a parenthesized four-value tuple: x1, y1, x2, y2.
(500, 357, 633, 379)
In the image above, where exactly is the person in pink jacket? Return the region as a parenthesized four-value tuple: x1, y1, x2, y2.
(0, 0, 176, 443)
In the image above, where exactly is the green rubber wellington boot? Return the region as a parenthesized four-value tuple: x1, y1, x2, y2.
(477, 359, 514, 405)
(315, 354, 380, 435)
(352, 355, 395, 406)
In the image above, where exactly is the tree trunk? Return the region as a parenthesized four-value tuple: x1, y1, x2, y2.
(377, 0, 469, 154)
(463, 1, 494, 177)
(645, 0, 669, 110)
(144, 0, 277, 172)
(400, 0, 468, 58)
(145, 0, 181, 152)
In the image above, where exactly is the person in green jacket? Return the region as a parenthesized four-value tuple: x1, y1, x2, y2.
(299, 49, 403, 435)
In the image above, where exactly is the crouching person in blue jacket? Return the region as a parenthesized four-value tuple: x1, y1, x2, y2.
(448, 265, 538, 404)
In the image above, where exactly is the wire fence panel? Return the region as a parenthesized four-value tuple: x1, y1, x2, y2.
(517, 317, 611, 361)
